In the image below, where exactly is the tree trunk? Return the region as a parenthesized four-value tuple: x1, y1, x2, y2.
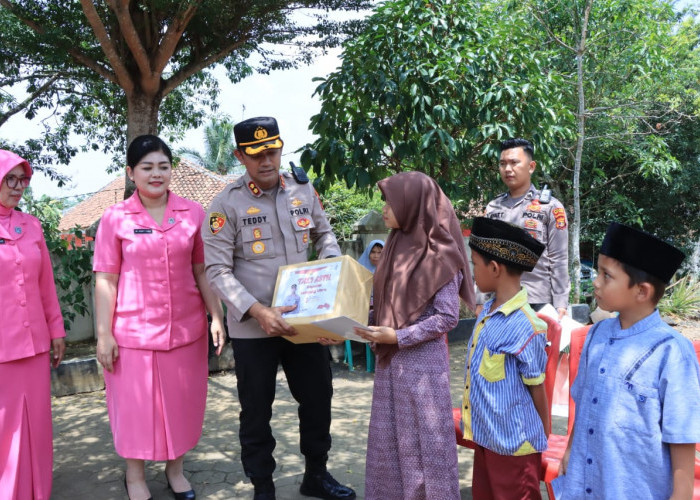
(571, 0, 593, 304)
(123, 91, 163, 199)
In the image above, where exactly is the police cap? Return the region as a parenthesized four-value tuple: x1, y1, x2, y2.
(234, 116, 284, 155)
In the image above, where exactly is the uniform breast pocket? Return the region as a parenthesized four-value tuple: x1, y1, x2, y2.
(479, 349, 506, 382)
(241, 224, 275, 260)
(291, 215, 315, 252)
(614, 380, 661, 438)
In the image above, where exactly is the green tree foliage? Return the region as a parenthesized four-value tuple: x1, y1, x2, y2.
(178, 115, 240, 175)
(20, 190, 93, 330)
(301, 0, 572, 199)
(0, 0, 370, 183)
(529, 0, 700, 297)
(319, 182, 384, 241)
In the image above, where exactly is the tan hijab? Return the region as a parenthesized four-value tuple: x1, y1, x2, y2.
(373, 172, 475, 364)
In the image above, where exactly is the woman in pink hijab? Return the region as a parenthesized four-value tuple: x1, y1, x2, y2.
(355, 171, 475, 500)
(0, 150, 66, 499)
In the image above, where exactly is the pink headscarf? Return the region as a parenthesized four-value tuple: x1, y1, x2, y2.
(0, 150, 32, 180)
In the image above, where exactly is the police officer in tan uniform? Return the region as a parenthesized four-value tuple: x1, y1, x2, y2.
(477, 138, 570, 319)
(202, 117, 355, 500)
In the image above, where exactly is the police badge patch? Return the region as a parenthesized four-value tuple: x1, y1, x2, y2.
(553, 208, 567, 230)
(209, 212, 226, 234)
(252, 241, 266, 254)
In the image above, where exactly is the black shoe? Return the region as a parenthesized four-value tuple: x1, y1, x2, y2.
(252, 476, 276, 500)
(299, 471, 356, 500)
(166, 475, 196, 500)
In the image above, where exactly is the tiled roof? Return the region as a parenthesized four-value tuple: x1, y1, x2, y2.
(58, 160, 236, 231)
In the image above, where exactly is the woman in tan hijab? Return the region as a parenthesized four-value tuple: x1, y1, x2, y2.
(354, 171, 475, 500)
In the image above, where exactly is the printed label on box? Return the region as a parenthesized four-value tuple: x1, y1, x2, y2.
(273, 261, 342, 318)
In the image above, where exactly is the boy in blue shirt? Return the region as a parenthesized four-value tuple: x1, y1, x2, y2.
(554, 222, 700, 499)
(462, 217, 549, 499)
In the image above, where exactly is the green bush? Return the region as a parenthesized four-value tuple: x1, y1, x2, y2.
(319, 182, 384, 241)
(21, 191, 93, 330)
(658, 275, 700, 320)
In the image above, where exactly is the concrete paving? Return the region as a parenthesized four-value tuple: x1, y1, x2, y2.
(50, 340, 552, 499)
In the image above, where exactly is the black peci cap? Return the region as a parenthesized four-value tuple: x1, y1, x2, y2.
(600, 222, 685, 283)
(234, 116, 284, 155)
(469, 217, 545, 272)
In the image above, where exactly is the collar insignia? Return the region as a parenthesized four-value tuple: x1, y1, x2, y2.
(248, 181, 262, 197)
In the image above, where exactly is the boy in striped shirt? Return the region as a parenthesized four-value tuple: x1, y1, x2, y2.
(461, 217, 549, 499)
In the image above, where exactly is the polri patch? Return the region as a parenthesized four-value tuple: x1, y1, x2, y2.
(134, 228, 153, 234)
(296, 217, 310, 228)
(209, 212, 226, 234)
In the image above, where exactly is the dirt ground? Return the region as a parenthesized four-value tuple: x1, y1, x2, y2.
(672, 318, 700, 342)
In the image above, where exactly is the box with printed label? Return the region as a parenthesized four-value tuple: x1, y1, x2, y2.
(271, 255, 373, 344)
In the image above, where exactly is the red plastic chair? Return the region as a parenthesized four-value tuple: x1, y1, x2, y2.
(541, 325, 591, 498)
(453, 313, 562, 447)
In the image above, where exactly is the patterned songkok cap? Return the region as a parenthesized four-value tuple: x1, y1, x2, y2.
(469, 217, 545, 272)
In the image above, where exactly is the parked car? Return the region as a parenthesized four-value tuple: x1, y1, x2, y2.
(579, 261, 597, 297)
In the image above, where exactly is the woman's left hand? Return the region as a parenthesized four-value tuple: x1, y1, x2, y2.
(210, 317, 226, 356)
(51, 338, 65, 368)
(353, 326, 397, 344)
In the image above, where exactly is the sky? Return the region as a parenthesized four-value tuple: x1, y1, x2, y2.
(2, 48, 344, 199)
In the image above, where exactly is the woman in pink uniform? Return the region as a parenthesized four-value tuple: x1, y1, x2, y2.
(0, 150, 66, 500)
(94, 135, 225, 500)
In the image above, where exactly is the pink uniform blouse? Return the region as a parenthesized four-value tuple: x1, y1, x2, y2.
(93, 191, 207, 350)
(0, 210, 66, 363)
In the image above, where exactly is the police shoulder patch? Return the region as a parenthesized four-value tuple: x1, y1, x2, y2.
(209, 212, 226, 234)
(552, 207, 567, 230)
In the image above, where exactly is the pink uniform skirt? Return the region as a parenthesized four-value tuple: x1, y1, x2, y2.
(0, 352, 53, 500)
(104, 335, 208, 461)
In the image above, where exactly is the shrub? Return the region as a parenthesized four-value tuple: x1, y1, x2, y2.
(658, 275, 700, 320)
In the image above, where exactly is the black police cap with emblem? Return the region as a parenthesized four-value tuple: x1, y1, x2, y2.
(600, 222, 685, 284)
(469, 217, 545, 272)
(234, 116, 284, 155)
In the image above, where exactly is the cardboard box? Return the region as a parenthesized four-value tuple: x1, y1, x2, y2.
(271, 255, 373, 344)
